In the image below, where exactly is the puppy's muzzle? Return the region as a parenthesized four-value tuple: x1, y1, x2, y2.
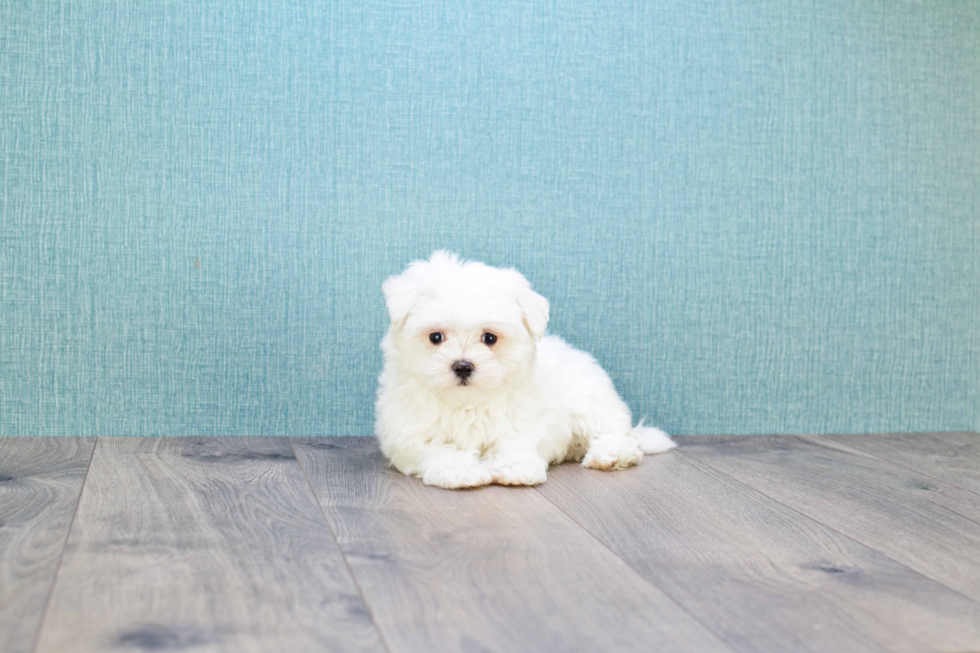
(452, 360, 475, 382)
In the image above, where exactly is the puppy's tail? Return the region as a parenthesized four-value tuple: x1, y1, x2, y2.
(633, 419, 677, 454)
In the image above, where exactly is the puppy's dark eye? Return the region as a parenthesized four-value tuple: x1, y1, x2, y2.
(429, 332, 444, 345)
(481, 332, 497, 346)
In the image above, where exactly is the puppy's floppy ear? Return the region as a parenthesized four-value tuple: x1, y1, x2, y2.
(518, 287, 550, 340)
(507, 270, 550, 340)
(382, 273, 419, 325)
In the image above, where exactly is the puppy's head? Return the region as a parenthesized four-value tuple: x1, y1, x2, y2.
(381, 251, 549, 400)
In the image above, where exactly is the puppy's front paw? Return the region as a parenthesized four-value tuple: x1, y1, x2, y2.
(421, 450, 493, 489)
(487, 455, 548, 486)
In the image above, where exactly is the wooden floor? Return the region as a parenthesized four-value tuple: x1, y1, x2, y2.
(2, 435, 979, 653)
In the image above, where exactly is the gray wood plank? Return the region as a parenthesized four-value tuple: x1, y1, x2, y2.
(34, 437, 386, 653)
(293, 437, 733, 653)
(0, 437, 96, 653)
(680, 435, 980, 605)
(810, 432, 980, 497)
(537, 450, 980, 653)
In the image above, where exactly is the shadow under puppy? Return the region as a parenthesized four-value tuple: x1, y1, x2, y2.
(375, 251, 675, 489)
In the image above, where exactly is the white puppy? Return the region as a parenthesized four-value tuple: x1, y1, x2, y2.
(375, 251, 675, 489)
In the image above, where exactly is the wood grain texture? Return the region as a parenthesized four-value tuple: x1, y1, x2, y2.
(293, 437, 732, 653)
(808, 432, 980, 497)
(0, 437, 95, 653)
(537, 450, 980, 653)
(681, 435, 980, 604)
(33, 437, 385, 653)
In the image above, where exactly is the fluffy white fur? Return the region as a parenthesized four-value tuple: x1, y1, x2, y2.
(375, 251, 676, 489)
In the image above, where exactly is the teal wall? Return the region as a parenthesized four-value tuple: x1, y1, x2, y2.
(2, 1, 978, 436)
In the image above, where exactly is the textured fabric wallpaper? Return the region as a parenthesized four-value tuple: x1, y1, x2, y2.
(1, 1, 978, 436)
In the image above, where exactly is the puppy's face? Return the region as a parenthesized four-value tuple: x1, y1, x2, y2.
(381, 252, 549, 400)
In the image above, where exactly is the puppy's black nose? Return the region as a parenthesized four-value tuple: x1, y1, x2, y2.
(452, 360, 475, 379)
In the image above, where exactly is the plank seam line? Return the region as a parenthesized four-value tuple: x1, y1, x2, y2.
(796, 434, 980, 502)
(30, 437, 99, 653)
(928, 501, 980, 531)
(532, 474, 738, 652)
(288, 438, 395, 653)
(678, 446, 980, 610)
